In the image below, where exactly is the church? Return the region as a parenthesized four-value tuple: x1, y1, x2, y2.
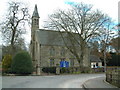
(30, 5, 90, 75)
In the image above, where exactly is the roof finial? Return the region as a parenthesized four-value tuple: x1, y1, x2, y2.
(32, 4, 39, 18)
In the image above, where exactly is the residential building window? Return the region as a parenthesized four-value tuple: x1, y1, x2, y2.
(96, 62, 98, 66)
(50, 47, 55, 56)
(50, 59, 54, 67)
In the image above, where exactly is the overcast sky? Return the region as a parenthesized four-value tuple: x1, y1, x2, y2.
(0, 0, 119, 45)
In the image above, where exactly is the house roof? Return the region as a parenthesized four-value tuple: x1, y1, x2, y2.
(35, 29, 80, 46)
(90, 55, 101, 62)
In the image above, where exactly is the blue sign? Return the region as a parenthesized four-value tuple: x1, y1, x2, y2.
(60, 61, 69, 67)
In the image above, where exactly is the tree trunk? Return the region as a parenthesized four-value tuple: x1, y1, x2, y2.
(10, 28, 16, 55)
(79, 41, 86, 68)
(103, 49, 107, 72)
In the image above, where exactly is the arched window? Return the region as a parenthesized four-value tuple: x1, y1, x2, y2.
(50, 59, 54, 67)
(61, 47, 65, 56)
(36, 19, 39, 25)
(34, 19, 38, 25)
(34, 19, 37, 25)
(50, 47, 55, 56)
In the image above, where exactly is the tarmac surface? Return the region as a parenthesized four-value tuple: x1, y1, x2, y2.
(1, 73, 120, 89)
(82, 77, 119, 90)
(2, 74, 104, 88)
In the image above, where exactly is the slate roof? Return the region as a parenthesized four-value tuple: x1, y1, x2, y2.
(32, 5, 39, 18)
(35, 29, 79, 46)
(90, 55, 101, 62)
(36, 29, 66, 46)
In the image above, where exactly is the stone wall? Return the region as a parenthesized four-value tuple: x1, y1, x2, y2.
(39, 45, 80, 67)
(106, 66, 120, 88)
(33, 42, 90, 75)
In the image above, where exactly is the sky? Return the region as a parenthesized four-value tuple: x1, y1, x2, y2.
(0, 0, 119, 45)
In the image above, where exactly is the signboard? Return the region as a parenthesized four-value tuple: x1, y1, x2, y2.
(60, 61, 69, 67)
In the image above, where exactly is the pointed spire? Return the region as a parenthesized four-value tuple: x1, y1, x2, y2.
(32, 4, 39, 18)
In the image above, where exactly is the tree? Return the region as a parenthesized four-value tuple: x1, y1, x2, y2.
(0, 1, 30, 54)
(2, 38, 27, 56)
(107, 52, 120, 66)
(44, 2, 111, 68)
(2, 54, 12, 73)
(89, 41, 100, 56)
(11, 51, 33, 75)
(98, 20, 116, 72)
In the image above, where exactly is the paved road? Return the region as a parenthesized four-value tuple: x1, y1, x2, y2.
(2, 74, 104, 88)
(83, 77, 118, 88)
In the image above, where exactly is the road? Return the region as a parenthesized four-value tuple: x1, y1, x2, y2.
(83, 77, 118, 88)
(2, 73, 105, 88)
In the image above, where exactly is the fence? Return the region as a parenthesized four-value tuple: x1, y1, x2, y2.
(106, 66, 120, 88)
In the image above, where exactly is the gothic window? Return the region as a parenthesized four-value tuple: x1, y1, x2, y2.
(50, 47, 55, 56)
(36, 19, 39, 25)
(61, 58, 65, 61)
(61, 47, 65, 56)
(34, 19, 37, 25)
(33, 19, 38, 25)
(50, 59, 54, 67)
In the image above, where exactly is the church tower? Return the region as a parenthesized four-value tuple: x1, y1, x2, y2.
(31, 4, 39, 38)
(31, 4, 39, 74)
(31, 4, 39, 31)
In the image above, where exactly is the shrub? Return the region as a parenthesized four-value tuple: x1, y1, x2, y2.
(107, 53, 120, 66)
(80, 67, 91, 73)
(11, 51, 33, 75)
(2, 54, 12, 73)
(60, 67, 70, 73)
(42, 67, 56, 73)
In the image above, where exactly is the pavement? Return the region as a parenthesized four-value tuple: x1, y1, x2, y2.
(82, 77, 120, 90)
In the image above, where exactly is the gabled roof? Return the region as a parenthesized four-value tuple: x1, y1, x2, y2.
(90, 55, 101, 62)
(35, 29, 80, 46)
(32, 4, 39, 18)
(36, 29, 65, 46)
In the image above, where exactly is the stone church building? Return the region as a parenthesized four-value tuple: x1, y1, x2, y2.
(30, 5, 90, 75)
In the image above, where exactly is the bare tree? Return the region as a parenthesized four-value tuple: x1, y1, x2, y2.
(0, 1, 30, 54)
(44, 3, 111, 68)
(89, 41, 100, 56)
(98, 20, 116, 72)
